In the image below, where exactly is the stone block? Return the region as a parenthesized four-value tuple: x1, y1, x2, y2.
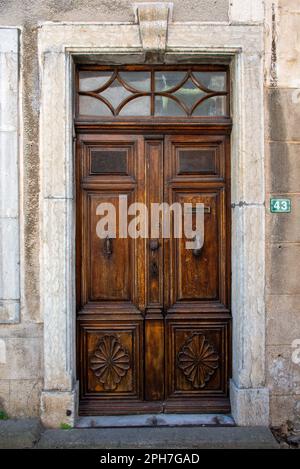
(230, 380, 270, 426)
(0, 322, 43, 339)
(171, 0, 228, 22)
(267, 244, 300, 295)
(0, 131, 19, 218)
(266, 195, 300, 243)
(0, 28, 19, 53)
(9, 379, 43, 417)
(268, 88, 300, 141)
(232, 206, 265, 387)
(0, 300, 20, 324)
(267, 294, 300, 315)
(0, 29, 20, 327)
(267, 345, 300, 395)
(270, 394, 300, 427)
(276, 12, 300, 88)
(37, 426, 278, 449)
(0, 339, 6, 364)
(0, 338, 42, 380)
(280, 0, 300, 12)
(267, 305, 300, 346)
(229, 0, 264, 24)
(266, 142, 300, 194)
(40, 52, 68, 198)
(0, 218, 20, 300)
(265, 1, 300, 87)
(0, 32, 19, 132)
(40, 386, 78, 428)
(0, 419, 42, 449)
(42, 197, 75, 390)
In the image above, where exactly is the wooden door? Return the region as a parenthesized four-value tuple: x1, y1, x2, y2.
(77, 133, 231, 415)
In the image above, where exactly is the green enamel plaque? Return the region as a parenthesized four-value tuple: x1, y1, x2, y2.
(270, 198, 291, 213)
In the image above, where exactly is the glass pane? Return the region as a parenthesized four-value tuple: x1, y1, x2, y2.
(193, 96, 227, 116)
(155, 71, 187, 92)
(119, 71, 151, 91)
(101, 79, 132, 109)
(91, 150, 128, 174)
(155, 96, 186, 116)
(174, 79, 207, 110)
(79, 95, 113, 116)
(119, 96, 150, 116)
(193, 72, 227, 91)
(178, 149, 216, 174)
(79, 71, 113, 92)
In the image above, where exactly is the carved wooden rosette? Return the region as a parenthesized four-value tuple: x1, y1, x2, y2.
(177, 333, 219, 389)
(90, 334, 131, 391)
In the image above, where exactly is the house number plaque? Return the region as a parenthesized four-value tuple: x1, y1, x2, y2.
(270, 198, 291, 213)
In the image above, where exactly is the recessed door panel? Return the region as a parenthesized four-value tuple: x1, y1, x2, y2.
(175, 191, 220, 301)
(79, 320, 143, 401)
(87, 192, 133, 302)
(177, 148, 217, 175)
(166, 320, 230, 399)
(166, 135, 226, 182)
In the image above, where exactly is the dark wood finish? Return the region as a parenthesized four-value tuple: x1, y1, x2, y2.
(144, 138, 165, 401)
(76, 65, 231, 416)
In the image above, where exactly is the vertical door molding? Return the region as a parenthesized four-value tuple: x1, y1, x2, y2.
(0, 28, 20, 324)
(38, 16, 267, 426)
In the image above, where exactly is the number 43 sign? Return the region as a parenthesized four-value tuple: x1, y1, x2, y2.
(270, 198, 291, 213)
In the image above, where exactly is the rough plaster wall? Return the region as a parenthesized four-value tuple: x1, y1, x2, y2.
(265, 0, 300, 426)
(0, 0, 229, 23)
(0, 0, 228, 417)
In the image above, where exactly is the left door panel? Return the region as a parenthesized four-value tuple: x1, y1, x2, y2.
(77, 134, 146, 414)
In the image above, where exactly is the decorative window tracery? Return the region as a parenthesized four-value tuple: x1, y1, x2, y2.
(77, 67, 229, 118)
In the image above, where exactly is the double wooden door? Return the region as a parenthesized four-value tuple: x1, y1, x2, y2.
(77, 132, 231, 415)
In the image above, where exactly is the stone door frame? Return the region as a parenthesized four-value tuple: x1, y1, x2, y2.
(38, 6, 268, 427)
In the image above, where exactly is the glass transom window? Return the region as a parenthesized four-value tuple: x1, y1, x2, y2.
(76, 66, 229, 119)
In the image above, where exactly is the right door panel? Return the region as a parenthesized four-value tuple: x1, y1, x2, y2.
(164, 135, 231, 412)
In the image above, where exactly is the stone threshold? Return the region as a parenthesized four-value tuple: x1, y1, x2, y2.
(0, 419, 279, 449)
(76, 413, 235, 428)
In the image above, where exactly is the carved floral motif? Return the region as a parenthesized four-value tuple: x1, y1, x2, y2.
(90, 334, 130, 390)
(177, 333, 219, 389)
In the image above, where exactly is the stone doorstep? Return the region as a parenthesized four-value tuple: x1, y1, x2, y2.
(76, 413, 236, 428)
(0, 419, 279, 449)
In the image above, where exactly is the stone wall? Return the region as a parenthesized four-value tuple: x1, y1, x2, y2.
(265, 0, 300, 426)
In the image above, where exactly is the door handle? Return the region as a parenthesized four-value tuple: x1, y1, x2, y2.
(192, 234, 203, 257)
(104, 235, 113, 257)
(185, 206, 211, 214)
